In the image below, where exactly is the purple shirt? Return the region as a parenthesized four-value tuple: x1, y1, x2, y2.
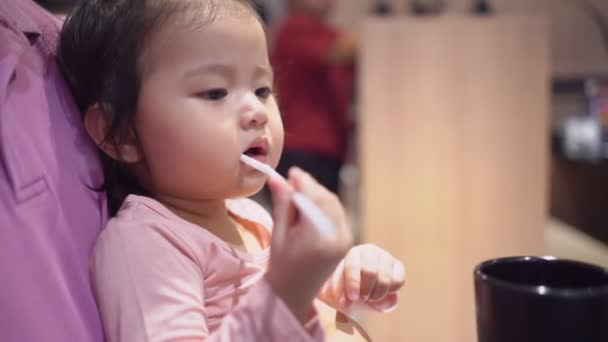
(0, 1, 106, 341)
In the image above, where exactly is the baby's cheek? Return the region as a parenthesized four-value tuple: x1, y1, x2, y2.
(270, 121, 285, 167)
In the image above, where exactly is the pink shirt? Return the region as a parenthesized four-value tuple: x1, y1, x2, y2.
(91, 195, 324, 341)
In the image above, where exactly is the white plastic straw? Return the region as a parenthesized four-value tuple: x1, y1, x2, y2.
(240, 154, 334, 237)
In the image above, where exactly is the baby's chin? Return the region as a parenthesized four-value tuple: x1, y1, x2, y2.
(232, 179, 267, 199)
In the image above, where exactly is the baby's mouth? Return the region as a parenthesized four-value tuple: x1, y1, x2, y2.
(243, 146, 266, 157)
(243, 138, 270, 163)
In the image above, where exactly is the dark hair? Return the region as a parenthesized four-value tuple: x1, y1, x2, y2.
(58, 0, 258, 216)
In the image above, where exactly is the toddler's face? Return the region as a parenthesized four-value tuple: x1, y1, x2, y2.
(133, 11, 283, 202)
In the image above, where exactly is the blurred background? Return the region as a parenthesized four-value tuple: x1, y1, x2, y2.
(38, 0, 608, 340)
(254, 0, 608, 265)
(248, 0, 608, 267)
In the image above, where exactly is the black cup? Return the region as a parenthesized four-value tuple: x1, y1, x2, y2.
(474, 256, 608, 342)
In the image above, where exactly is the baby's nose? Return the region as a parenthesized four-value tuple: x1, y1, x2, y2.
(241, 92, 268, 127)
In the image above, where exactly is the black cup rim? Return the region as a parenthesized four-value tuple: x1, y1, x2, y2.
(474, 256, 608, 297)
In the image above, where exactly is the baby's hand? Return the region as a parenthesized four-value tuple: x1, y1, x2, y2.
(320, 245, 405, 311)
(266, 168, 353, 323)
(343, 244, 405, 305)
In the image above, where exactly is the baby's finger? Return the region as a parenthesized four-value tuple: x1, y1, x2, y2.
(289, 167, 341, 219)
(368, 257, 393, 303)
(267, 176, 293, 246)
(368, 292, 399, 313)
(359, 249, 379, 301)
(388, 259, 406, 293)
(288, 168, 324, 202)
(343, 248, 361, 302)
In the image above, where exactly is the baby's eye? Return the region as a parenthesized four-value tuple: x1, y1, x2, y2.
(255, 86, 273, 99)
(198, 89, 228, 101)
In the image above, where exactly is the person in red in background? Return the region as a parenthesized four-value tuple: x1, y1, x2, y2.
(271, 0, 357, 195)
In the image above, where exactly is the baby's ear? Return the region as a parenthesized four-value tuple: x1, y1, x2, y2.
(84, 104, 142, 163)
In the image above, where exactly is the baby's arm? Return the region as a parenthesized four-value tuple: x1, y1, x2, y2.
(91, 221, 322, 342)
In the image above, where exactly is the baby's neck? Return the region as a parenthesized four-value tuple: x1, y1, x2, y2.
(158, 196, 248, 247)
(160, 196, 230, 227)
